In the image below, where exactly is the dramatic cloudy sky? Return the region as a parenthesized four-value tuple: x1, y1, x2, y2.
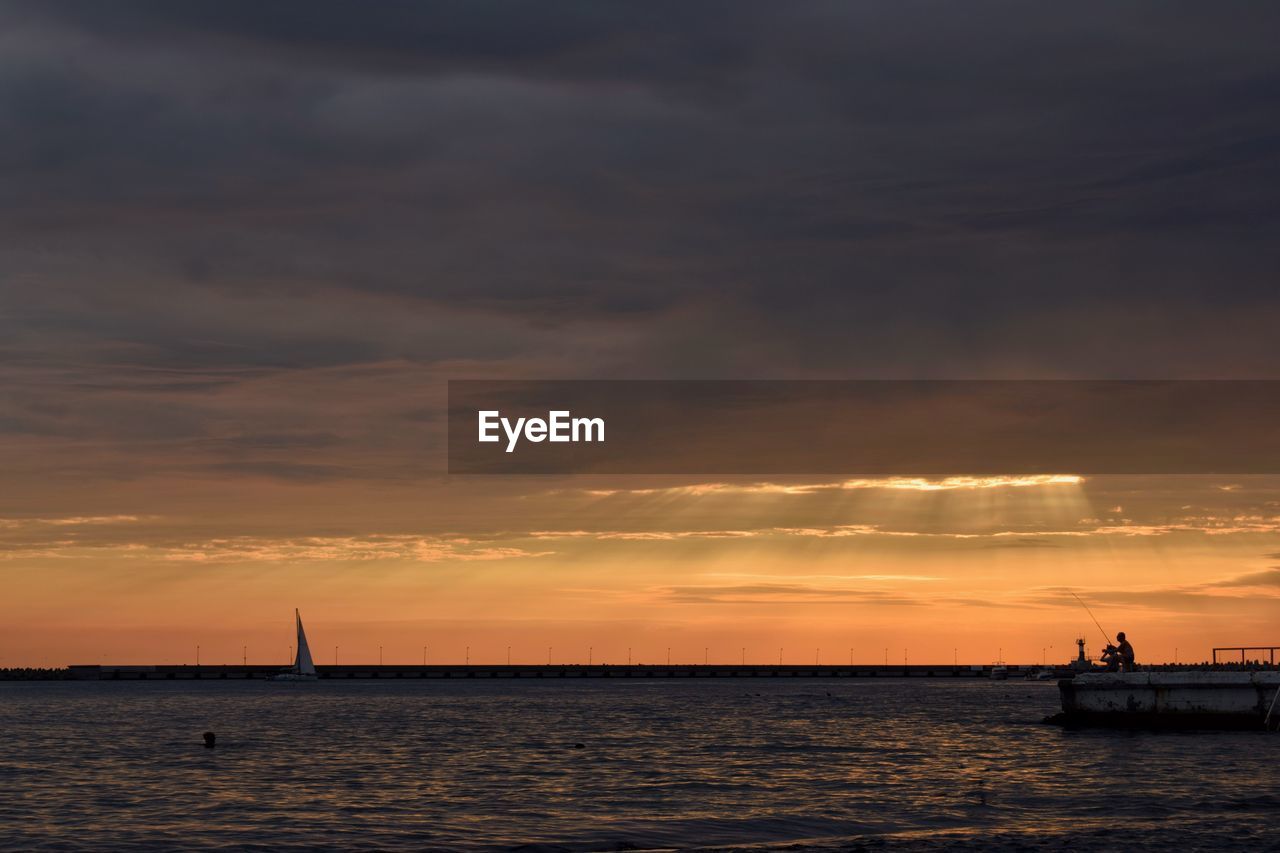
(2, 2, 1279, 666)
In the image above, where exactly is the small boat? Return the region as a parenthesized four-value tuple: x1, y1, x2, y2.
(271, 609, 318, 681)
(990, 662, 1008, 680)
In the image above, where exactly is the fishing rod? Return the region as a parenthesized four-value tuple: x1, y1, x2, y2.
(1070, 591, 1113, 648)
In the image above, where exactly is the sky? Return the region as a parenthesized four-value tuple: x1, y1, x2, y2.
(2, 2, 1279, 667)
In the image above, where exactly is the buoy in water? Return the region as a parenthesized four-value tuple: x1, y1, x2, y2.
(203, 731, 216, 748)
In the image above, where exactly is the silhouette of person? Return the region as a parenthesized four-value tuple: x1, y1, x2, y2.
(1114, 632, 1135, 671)
(1102, 632, 1136, 672)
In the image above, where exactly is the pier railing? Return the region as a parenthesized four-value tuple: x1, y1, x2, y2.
(1212, 646, 1280, 665)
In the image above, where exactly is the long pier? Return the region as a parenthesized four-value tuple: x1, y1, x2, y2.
(64, 663, 1058, 680)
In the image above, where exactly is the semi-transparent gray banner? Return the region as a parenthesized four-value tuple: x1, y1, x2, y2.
(447, 380, 1280, 475)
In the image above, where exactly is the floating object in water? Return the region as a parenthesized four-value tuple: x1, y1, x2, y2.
(271, 609, 318, 682)
(203, 731, 216, 748)
(573, 743, 585, 749)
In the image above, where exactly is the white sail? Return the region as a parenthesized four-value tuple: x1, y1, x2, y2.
(294, 608, 316, 675)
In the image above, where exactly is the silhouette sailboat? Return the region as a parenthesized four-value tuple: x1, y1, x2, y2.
(272, 609, 318, 681)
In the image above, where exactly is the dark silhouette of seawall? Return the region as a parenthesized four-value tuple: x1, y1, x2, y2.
(64, 663, 1036, 680)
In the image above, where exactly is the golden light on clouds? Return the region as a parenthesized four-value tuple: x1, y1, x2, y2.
(1, 475, 1278, 667)
(581, 474, 1084, 498)
(841, 474, 1084, 491)
(0, 515, 145, 528)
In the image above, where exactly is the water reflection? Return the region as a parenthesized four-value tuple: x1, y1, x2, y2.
(1, 680, 1277, 850)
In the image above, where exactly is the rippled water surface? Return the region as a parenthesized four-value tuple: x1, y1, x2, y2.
(3, 679, 1278, 850)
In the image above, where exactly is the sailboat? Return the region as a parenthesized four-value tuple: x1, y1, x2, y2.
(271, 608, 318, 681)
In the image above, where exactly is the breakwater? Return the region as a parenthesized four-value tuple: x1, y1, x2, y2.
(63, 663, 1051, 680)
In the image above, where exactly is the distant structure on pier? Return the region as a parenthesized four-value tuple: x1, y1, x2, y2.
(1070, 637, 1093, 673)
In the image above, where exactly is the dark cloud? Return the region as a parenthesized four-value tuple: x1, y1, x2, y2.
(10, 1, 767, 84)
(661, 583, 924, 605)
(936, 598, 1038, 610)
(1212, 568, 1280, 588)
(203, 460, 356, 483)
(974, 538, 1064, 550)
(3, 2, 1280, 490)
(214, 431, 344, 451)
(1033, 567, 1280, 614)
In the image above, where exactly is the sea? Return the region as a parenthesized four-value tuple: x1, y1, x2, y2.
(2, 678, 1277, 851)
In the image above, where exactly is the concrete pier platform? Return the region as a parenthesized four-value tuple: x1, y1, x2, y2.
(1054, 671, 1280, 729)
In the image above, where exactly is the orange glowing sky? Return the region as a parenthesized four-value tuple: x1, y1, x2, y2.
(3, 467, 1278, 668)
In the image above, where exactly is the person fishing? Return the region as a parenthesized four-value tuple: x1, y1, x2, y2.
(1070, 593, 1136, 672)
(1101, 632, 1136, 672)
